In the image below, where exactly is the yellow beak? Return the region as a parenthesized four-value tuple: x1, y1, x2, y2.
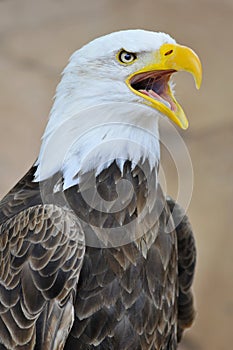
(126, 43, 202, 129)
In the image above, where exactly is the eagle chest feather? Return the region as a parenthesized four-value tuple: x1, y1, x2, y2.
(62, 161, 178, 349)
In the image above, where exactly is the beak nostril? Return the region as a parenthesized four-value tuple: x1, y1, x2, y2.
(164, 49, 173, 56)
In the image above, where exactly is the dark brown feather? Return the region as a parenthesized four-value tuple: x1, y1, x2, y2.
(0, 161, 196, 349)
(0, 184, 85, 350)
(166, 197, 196, 342)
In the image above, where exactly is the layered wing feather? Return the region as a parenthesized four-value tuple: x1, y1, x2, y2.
(167, 197, 196, 342)
(0, 204, 85, 350)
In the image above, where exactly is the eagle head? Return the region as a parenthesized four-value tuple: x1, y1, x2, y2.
(35, 30, 202, 187)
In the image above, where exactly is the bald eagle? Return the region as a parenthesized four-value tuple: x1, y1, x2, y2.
(0, 30, 201, 350)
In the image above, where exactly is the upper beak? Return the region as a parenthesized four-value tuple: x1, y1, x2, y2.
(126, 43, 202, 129)
(159, 43, 202, 90)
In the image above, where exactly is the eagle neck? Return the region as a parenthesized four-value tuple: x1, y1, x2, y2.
(35, 101, 161, 190)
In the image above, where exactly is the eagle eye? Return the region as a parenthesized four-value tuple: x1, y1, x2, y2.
(118, 50, 137, 64)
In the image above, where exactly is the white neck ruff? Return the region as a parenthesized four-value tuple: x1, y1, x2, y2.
(35, 102, 160, 190)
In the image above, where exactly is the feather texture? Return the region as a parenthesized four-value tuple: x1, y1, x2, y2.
(0, 197, 85, 349)
(0, 162, 196, 349)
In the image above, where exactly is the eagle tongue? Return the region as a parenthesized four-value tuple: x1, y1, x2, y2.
(139, 89, 172, 110)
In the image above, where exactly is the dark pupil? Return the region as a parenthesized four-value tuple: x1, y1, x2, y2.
(124, 53, 132, 61)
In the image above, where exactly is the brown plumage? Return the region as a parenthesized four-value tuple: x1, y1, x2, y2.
(0, 162, 196, 349)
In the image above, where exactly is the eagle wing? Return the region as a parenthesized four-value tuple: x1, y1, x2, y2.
(0, 203, 85, 350)
(167, 197, 197, 342)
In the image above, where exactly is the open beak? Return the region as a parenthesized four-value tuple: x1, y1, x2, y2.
(126, 43, 202, 129)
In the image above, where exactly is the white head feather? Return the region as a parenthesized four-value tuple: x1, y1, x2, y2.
(34, 29, 176, 189)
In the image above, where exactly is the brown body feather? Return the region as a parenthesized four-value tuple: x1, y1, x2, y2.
(0, 162, 196, 349)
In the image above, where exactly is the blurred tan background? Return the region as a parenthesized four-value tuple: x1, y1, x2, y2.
(0, 0, 232, 349)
